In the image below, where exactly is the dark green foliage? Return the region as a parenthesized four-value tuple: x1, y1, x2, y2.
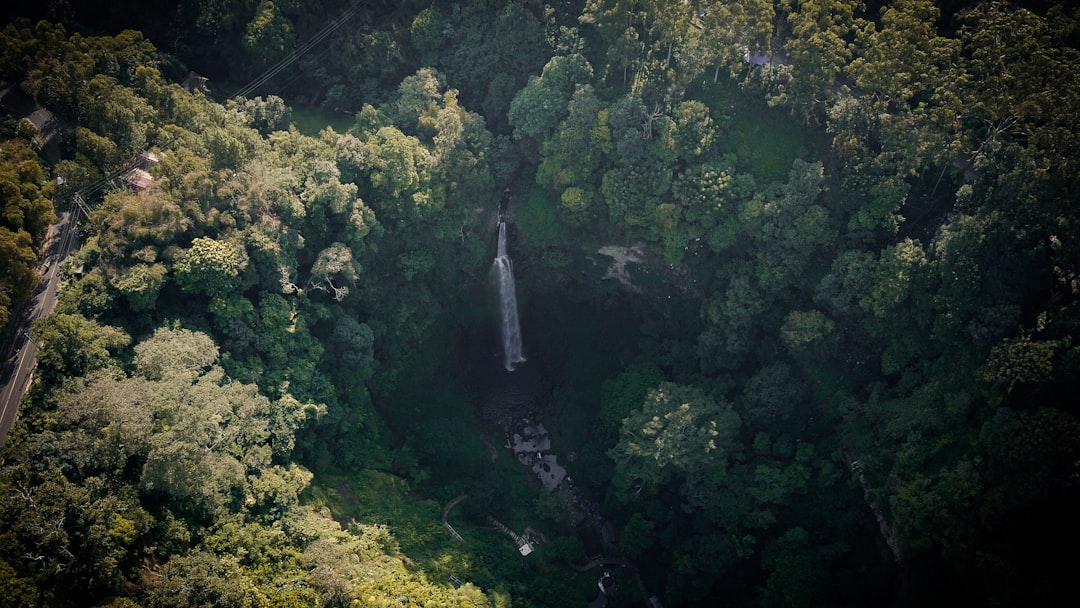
(2, 3, 1079, 607)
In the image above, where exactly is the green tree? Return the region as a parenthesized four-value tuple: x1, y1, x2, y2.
(242, 0, 296, 73)
(173, 236, 249, 298)
(142, 551, 263, 608)
(229, 95, 292, 135)
(112, 263, 168, 312)
(0, 138, 56, 327)
(0, 227, 38, 330)
(777, 0, 864, 117)
(0, 559, 39, 608)
(689, 0, 775, 82)
(780, 309, 836, 356)
(361, 125, 435, 218)
(307, 242, 359, 301)
(0, 465, 153, 602)
(508, 53, 593, 142)
(326, 315, 374, 376)
(31, 313, 130, 382)
(0, 139, 56, 246)
(609, 382, 741, 498)
(133, 325, 219, 381)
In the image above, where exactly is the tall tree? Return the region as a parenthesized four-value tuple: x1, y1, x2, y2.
(609, 382, 742, 499)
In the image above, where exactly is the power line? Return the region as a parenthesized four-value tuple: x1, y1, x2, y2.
(232, 2, 363, 100)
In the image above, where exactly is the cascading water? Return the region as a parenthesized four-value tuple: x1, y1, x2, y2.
(491, 221, 526, 371)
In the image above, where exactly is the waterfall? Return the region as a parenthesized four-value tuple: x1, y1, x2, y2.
(492, 221, 525, 371)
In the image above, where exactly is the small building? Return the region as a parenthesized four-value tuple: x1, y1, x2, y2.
(136, 151, 160, 169)
(123, 167, 153, 192)
(181, 71, 209, 93)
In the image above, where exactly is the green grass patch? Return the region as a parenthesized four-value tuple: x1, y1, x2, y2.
(290, 104, 355, 136)
(515, 186, 568, 252)
(306, 468, 446, 553)
(690, 79, 826, 184)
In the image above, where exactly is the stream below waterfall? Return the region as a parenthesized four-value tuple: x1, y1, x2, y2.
(468, 351, 621, 569)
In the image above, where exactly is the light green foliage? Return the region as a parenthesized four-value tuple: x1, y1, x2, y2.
(112, 263, 168, 311)
(142, 551, 263, 608)
(12, 326, 316, 530)
(307, 242, 358, 301)
(387, 67, 443, 129)
(0, 138, 56, 244)
(302, 160, 358, 226)
(249, 292, 326, 397)
(537, 84, 604, 190)
(558, 186, 594, 225)
(362, 125, 434, 215)
(0, 226, 38, 330)
(670, 100, 718, 161)
(383, 70, 495, 214)
(81, 75, 156, 162)
(133, 326, 219, 381)
(91, 188, 188, 265)
(959, 3, 1080, 187)
(173, 236, 249, 298)
(610, 382, 741, 497)
(845, 0, 961, 174)
(8, 23, 160, 124)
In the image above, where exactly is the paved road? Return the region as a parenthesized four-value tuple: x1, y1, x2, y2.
(0, 211, 75, 450)
(0, 82, 69, 450)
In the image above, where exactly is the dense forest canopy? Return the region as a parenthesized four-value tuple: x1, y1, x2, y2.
(1, 1, 1078, 606)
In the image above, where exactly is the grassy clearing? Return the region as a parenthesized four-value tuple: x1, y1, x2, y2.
(290, 104, 355, 136)
(690, 79, 826, 184)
